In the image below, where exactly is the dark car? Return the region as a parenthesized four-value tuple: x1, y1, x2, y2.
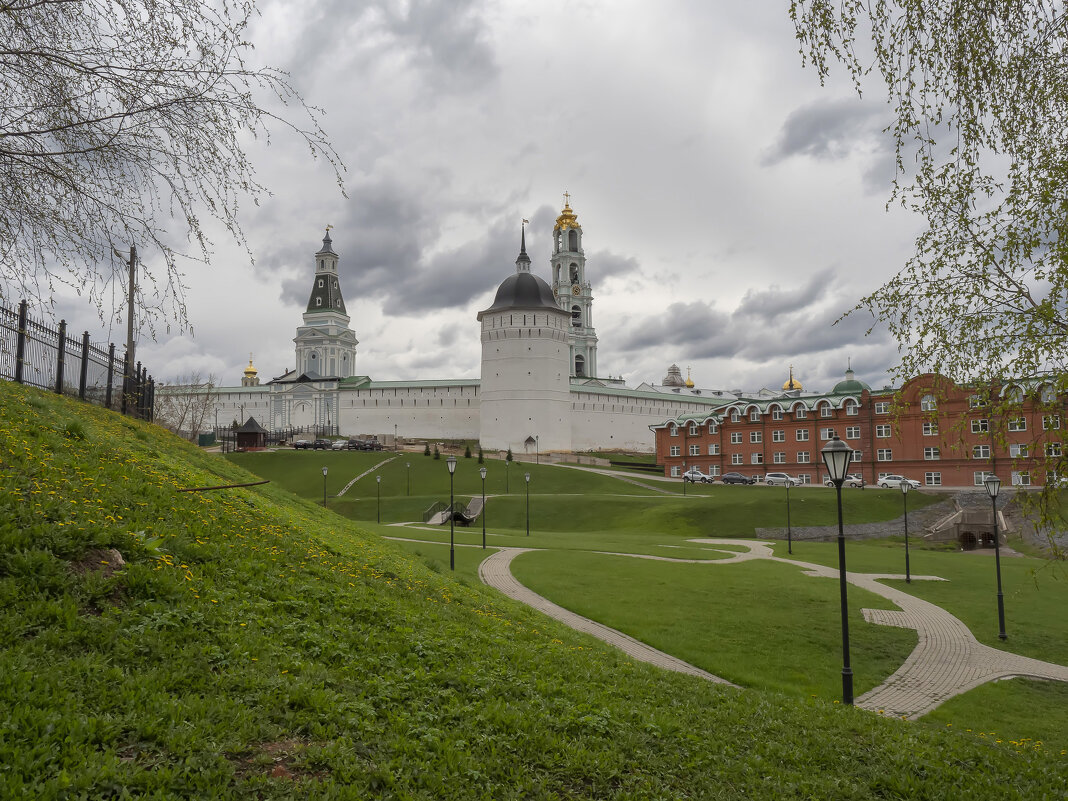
(292, 439, 312, 449)
(720, 472, 756, 485)
(311, 439, 332, 450)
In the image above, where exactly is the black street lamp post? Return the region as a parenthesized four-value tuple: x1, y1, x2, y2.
(901, 481, 911, 583)
(786, 479, 793, 554)
(376, 475, 381, 524)
(447, 456, 457, 571)
(505, 459, 510, 493)
(322, 466, 328, 508)
(821, 434, 854, 706)
(406, 462, 411, 496)
(479, 466, 487, 549)
(985, 474, 1007, 640)
(525, 472, 531, 537)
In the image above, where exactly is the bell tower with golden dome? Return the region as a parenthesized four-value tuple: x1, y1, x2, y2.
(550, 192, 598, 379)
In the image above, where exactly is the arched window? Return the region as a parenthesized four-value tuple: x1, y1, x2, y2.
(669, 423, 678, 437)
(1006, 386, 1023, 404)
(315, 297, 322, 306)
(1041, 385, 1057, 404)
(575, 354, 586, 377)
(319, 259, 324, 269)
(921, 394, 937, 411)
(571, 305, 581, 327)
(568, 230, 578, 251)
(317, 279, 323, 287)
(689, 422, 699, 435)
(730, 409, 740, 422)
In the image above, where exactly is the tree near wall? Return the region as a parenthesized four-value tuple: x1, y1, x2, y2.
(791, 1, 1068, 549)
(0, 0, 343, 323)
(153, 372, 217, 440)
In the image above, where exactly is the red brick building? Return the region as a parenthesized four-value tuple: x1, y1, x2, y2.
(651, 369, 1066, 488)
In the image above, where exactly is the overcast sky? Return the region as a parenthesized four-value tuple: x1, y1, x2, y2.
(56, 1, 922, 394)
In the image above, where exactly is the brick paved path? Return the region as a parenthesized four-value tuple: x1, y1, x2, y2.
(478, 548, 736, 686)
(389, 531, 1068, 718)
(685, 539, 1068, 718)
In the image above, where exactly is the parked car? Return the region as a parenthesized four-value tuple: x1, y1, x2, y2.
(682, 468, 712, 483)
(823, 473, 866, 488)
(764, 472, 796, 487)
(331, 440, 347, 450)
(877, 474, 921, 490)
(720, 472, 756, 485)
(292, 440, 312, 449)
(311, 439, 333, 450)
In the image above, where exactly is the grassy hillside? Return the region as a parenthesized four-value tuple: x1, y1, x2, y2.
(2, 380, 1064, 798)
(227, 449, 945, 537)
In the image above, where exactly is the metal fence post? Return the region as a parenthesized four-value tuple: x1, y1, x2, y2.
(14, 301, 27, 384)
(79, 331, 90, 399)
(146, 378, 154, 422)
(55, 319, 67, 395)
(105, 343, 115, 408)
(120, 351, 129, 415)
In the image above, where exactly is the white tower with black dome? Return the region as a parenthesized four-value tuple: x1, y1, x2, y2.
(478, 223, 572, 452)
(293, 228, 359, 378)
(550, 194, 598, 378)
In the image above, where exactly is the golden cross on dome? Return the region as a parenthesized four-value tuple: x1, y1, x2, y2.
(325, 224, 333, 235)
(563, 190, 571, 206)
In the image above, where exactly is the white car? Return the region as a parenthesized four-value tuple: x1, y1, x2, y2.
(330, 440, 347, 450)
(877, 474, 921, 490)
(764, 472, 797, 487)
(823, 473, 866, 489)
(682, 468, 712, 483)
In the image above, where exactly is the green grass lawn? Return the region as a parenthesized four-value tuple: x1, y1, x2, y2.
(510, 550, 917, 699)
(3, 380, 1066, 796)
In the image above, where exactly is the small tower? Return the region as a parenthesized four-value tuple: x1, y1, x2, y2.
(241, 354, 260, 386)
(550, 193, 598, 378)
(293, 227, 359, 378)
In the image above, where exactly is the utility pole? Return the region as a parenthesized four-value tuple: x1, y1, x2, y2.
(114, 244, 137, 414)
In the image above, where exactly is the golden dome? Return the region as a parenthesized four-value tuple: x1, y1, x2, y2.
(243, 354, 258, 378)
(685, 367, 695, 388)
(782, 365, 802, 391)
(554, 191, 581, 231)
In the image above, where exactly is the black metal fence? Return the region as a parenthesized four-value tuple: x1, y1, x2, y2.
(0, 299, 154, 420)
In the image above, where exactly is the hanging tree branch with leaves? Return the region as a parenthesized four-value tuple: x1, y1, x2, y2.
(0, 0, 344, 325)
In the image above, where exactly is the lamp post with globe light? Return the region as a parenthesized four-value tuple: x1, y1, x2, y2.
(322, 466, 328, 508)
(479, 466, 487, 549)
(447, 456, 457, 571)
(985, 474, 1008, 640)
(376, 475, 381, 524)
(525, 472, 531, 537)
(821, 433, 855, 706)
(406, 462, 410, 496)
(901, 481, 911, 583)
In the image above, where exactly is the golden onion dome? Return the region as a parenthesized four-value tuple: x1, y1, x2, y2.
(685, 367, 695, 388)
(243, 355, 258, 378)
(554, 192, 581, 231)
(782, 365, 802, 391)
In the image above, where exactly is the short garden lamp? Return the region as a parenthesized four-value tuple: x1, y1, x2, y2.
(479, 466, 488, 549)
(524, 472, 531, 537)
(322, 466, 328, 508)
(984, 474, 1007, 640)
(900, 480, 911, 583)
(447, 456, 457, 571)
(821, 433, 854, 706)
(376, 475, 381, 524)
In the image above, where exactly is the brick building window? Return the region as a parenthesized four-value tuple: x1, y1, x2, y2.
(845, 426, 860, 439)
(973, 445, 990, 458)
(877, 449, 893, 461)
(772, 430, 785, 442)
(1008, 417, 1027, 432)
(796, 429, 810, 442)
(925, 472, 942, 486)
(874, 402, 890, 414)
(876, 424, 892, 438)
(750, 431, 762, 444)
(971, 419, 989, 433)
(797, 451, 810, 463)
(669, 446, 680, 457)
(730, 432, 742, 444)
(924, 447, 940, 460)
(922, 422, 938, 435)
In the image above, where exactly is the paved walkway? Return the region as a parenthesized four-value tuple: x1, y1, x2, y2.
(478, 548, 736, 686)
(476, 536, 1068, 719)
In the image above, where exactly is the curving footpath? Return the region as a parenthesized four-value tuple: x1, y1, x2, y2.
(481, 538, 1068, 719)
(478, 548, 736, 686)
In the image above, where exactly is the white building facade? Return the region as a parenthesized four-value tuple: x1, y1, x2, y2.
(202, 203, 733, 452)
